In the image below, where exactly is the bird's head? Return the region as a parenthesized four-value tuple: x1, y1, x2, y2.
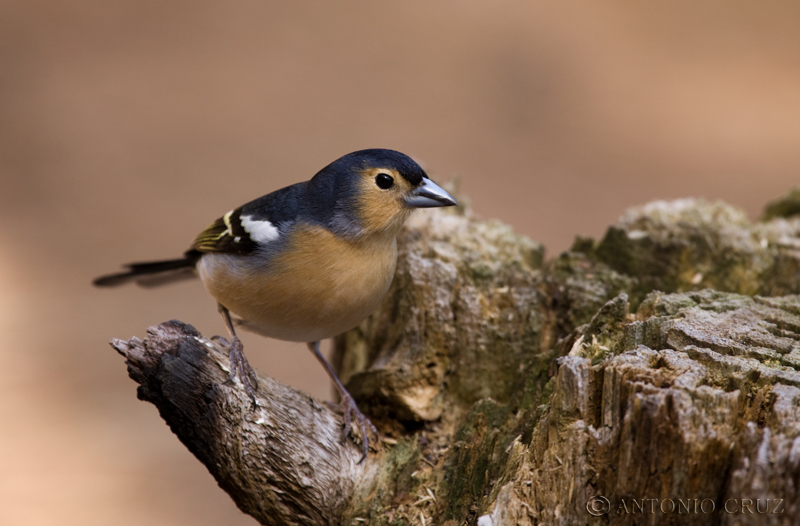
(308, 149, 458, 238)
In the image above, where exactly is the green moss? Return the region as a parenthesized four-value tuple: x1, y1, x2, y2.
(442, 411, 500, 523)
(763, 187, 800, 220)
(509, 349, 558, 415)
(352, 439, 421, 524)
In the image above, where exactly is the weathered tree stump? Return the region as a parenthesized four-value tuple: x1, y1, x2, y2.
(112, 188, 800, 525)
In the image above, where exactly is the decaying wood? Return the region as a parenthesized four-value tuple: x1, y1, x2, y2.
(112, 322, 373, 526)
(112, 188, 800, 525)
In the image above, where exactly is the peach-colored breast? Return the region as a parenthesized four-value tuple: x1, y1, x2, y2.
(196, 224, 397, 342)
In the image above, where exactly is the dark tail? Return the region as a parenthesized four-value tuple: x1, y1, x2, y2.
(93, 252, 201, 288)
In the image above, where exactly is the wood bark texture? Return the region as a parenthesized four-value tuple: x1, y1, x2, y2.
(112, 188, 800, 526)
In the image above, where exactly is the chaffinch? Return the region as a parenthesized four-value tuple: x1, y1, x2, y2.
(94, 148, 457, 460)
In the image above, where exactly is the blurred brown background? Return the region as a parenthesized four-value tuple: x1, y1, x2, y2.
(1, 1, 798, 524)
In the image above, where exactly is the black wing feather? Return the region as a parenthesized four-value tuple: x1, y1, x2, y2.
(190, 182, 308, 255)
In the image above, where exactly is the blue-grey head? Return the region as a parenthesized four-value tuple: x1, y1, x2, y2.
(307, 149, 457, 237)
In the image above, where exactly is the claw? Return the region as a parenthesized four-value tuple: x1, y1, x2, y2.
(217, 304, 258, 409)
(307, 340, 379, 462)
(336, 391, 378, 463)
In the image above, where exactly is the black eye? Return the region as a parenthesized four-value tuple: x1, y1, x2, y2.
(375, 173, 394, 189)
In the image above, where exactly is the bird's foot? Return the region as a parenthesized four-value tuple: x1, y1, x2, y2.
(227, 336, 258, 408)
(333, 392, 378, 463)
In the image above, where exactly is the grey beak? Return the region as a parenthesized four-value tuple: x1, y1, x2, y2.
(405, 178, 458, 208)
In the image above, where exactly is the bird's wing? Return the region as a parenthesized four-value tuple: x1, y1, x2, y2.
(191, 207, 257, 255)
(190, 182, 306, 256)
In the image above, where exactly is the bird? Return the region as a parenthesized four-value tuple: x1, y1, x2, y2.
(94, 148, 457, 460)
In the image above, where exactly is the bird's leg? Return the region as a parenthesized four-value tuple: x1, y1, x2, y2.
(308, 341, 377, 463)
(218, 303, 258, 406)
